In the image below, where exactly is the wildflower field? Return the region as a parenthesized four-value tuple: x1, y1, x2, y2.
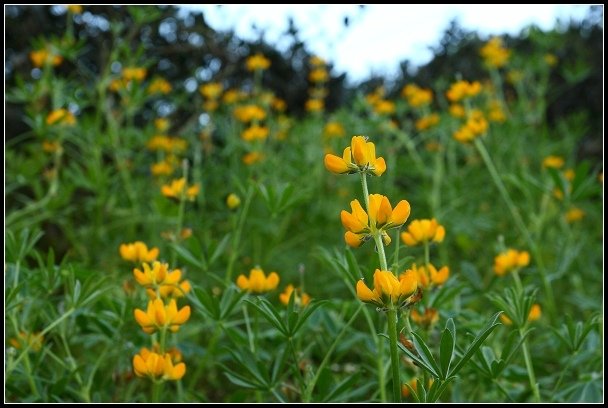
(5, 5, 603, 403)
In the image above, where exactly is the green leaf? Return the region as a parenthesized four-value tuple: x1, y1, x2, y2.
(246, 297, 287, 336)
(395, 337, 439, 378)
(439, 319, 456, 378)
(170, 242, 206, 270)
(208, 234, 231, 267)
(291, 300, 327, 336)
(411, 332, 441, 379)
(449, 312, 502, 377)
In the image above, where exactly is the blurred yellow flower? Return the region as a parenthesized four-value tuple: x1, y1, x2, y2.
(133, 348, 186, 381)
(402, 263, 449, 288)
(199, 82, 224, 100)
(66, 5, 83, 14)
(246, 53, 271, 71)
(402, 84, 433, 107)
(493, 248, 530, 276)
(446, 80, 482, 102)
(453, 110, 488, 143)
(147, 77, 172, 95)
(410, 307, 439, 326)
(356, 269, 417, 308)
(161, 178, 200, 201)
(323, 121, 345, 138)
(236, 267, 280, 293)
(9, 331, 44, 352)
(305, 98, 324, 112)
(309, 68, 329, 83)
(241, 125, 269, 141)
(400, 218, 445, 247)
(373, 99, 396, 115)
(132, 261, 190, 298)
(542, 155, 565, 169)
(122, 67, 147, 82)
(30, 48, 62, 67)
(279, 284, 311, 306)
(242, 151, 264, 165)
(500, 304, 542, 325)
(146, 135, 187, 153)
(415, 113, 440, 131)
(309, 55, 326, 66)
(42, 140, 62, 153)
(324, 135, 387, 176)
(151, 160, 175, 176)
(449, 104, 466, 118)
(119, 241, 159, 263)
(226, 193, 241, 209)
(154, 118, 170, 132)
(46, 109, 76, 126)
(565, 207, 585, 223)
(480, 37, 511, 68)
(233, 104, 266, 123)
(544, 53, 558, 67)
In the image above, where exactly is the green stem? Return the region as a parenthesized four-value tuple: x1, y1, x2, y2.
(242, 304, 255, 353)
(152, 380, 162, 402)
(424, 241, 430, 266)
(519, 327, 541, 402)
(402, 309, 414, 337)
(303, 305, 363, 402)
(474, 138, 556, 321)
(360, 172, 370, 210)
(387, 308, 402, 402)
(159, 327, 167, 354)
(373, 234, 389, 271)
(226, 185, 255, 284)
(23, 352, 40, 399)
(288, 338, 305, 398)
(510, 269, 524, 294)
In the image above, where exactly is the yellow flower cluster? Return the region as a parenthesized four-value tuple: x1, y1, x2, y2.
(446, 80, 482, 102)
(200, 82, 224, 112)
(493, 248, 530, 276)
(306, 56, 329, 113)
(129, 247, 191, 382)
(341, 195, 411, 248)
(500, 304, 541, 325)
(402, 84, 433, 107)
(46, 109, 76, 126)
(9, 331, 44, 352)
(400, 218, 445, 246)
(403, 263, 449, 288)
(324, 136, 387, 177)
(356, 269, 418, 309)
(147, 77, 172, 95)
(119, 241, 159, 263)
(279, 284, 311, 306)
(236, 267, 280, 294)
(147, 136, 187, 153)
(452, 109, 488, 143)
(480, 37, 511, 68)
(30, 47, 63, 68)
(161, 177, 200, 201)
(323, 121, 346, 139)
(415, 113, 440, 131)
(246, 53, 271, 71)
(542, 155, 565, 169)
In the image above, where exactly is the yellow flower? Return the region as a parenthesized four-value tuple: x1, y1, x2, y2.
(42, 140, 62, 153)
(305, 99, 324, 112)
(452, 110, 488, 143)
(403, 263, 449, 288)
(9, 331, 44, 352)
(119, 241, 159, 263)
(400, 218, 445, 246)
(500, 304, 542, 325)
(133, 261, 189, 298)
(356, 269, 417, 309)
(134, 298, 191, 334)
(373, 100, 396, 115)
(146, 135, 188, 153)
(226, 193, 241, 209)
(147, 77, 172, 95)
(544, 53, 558, 67)
(415, 113, 440, 131)
(402, 84, 433, 107)
(480, 37, 511, 68)
(122, 67, 147, 82)
(242, 151, 264, 165)
(493, 248, 530, 276)
(233, 104, 266, 123)
(133, 348, 186, 381)
(66, 5, 83, 14)
(246, 53, 271, 71)
(154, 118, 170, 132)
(341, 195, 411, 248)
(279, 284, 311, 307)
(563, 169, 575, 181)
(446, 80, 482, 102)
(272, 97, 287, 112)
(199, 82, 224, 100)
(487, 100, 506, 122)
(542, 155, 565, 169)
(324, 135, 387, 176)
(30, 48, 62, 67)
(46, 109, 76, 126)
(449, 104, 466, 118)
(309, 55, 326, 67)
(323, 122, 345, 138)
(425, 141, 442, 152)
(236, 267, 280, 293)
(161, 178, 200, 201)
(222, 89, 246, 104)
(309, 68, 328, 83)
(411, 307, 439, 326)
(241, 125, 269, 141)
(151, 160, 175, 177)
(565, 207, 585, 223)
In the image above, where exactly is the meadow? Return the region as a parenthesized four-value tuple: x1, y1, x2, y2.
(5, 5, 603, 403)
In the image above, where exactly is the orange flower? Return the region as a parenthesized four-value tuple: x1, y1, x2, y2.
(279, 284, 311, 306)
(119, 241, 159, 263)
(356, 269, 417, 308)
(133, 348, 186, 381)
(236, 267, 280, 294)
(493, 249, 530, 276)
(134, 299, 191, 334)
(400, 218, 445, 246)
(324, 135, 387, 176)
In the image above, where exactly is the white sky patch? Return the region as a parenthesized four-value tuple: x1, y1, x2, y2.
(180, 4, 592, 83)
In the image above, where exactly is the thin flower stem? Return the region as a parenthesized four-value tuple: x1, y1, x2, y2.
(226, 185, 255, 284)
(373, 234, 389, 271)
(520, 327, 541, 402)
(424, 241, 430, 266)
(387, 308, 402, 403)
(23, 352, 39, 399)
(152, 380, 161, 402)
(473, 138, 556, 321)
(360, 172, 370, 211)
